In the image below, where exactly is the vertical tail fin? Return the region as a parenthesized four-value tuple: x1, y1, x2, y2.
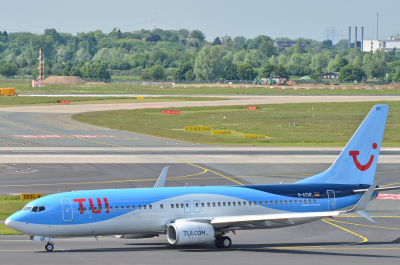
(297, 105, 388, 185)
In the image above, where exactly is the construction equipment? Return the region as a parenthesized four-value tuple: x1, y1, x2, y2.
(0, 88, 16, 96)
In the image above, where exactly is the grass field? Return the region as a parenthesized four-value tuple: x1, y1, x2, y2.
(1, 80, 399, 95)
(0, 224, 23, 235)
(0, 96, 227, 106)
(73, 101, 400, 147)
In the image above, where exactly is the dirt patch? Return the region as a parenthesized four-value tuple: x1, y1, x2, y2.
(44, 76, 86, 85)
(85, 82, 108, 85)
(141, 82, 173, 87)
(286, 80, 298, 86)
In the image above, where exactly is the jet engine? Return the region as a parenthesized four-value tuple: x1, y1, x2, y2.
(167, 221, 215, 245)
(115, 234, 158, 239)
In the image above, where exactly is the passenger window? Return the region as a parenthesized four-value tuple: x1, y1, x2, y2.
(270, 201, 273, 205)
(127, 206, 130, 210)
(110, 206, 113, 211)
(233, 202, 236, 206)
(243, 202, 246, 206)
(222, 202, 226, 206)
(132, 205, 136, 209)
(115, 206, 118, 210)
(212, 202, 216, 207)
(280, 200, 283, 204)
(265, 201, 268, 205)
(294, 200, 297, 204)
(181, 203, 184, 208)
(313, 199, 316, 203)
(254, 201, 257, 205)
(121, 206, 124, 210)
(89, 207, 92, 211)
(285, 200, 287, 204)
(218, 202, 221, 207)
(196, 203, 199, 207)
(201, 203, 205, 207)
(308, 199, 312, 204)
(259, 201, 262, 205)
(238, 202, 241, 206)
(275, 201, 278, 205)
(249, 202, 252, 206)
(207, 202, 211, 207)
(289, 200, 292, 204)
(144, 205, 147, 209)
(228, 202, 231, 206)
(78, 207, 81, 212)
(105, 207, 108, 211)
(160, 204, 164, 209)
(176, 204, 179, 208)
(138, 205, 141, 209)
(149, 205, 152, 209)
(171, 204, 174, 208)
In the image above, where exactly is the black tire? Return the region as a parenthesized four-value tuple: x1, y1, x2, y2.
(218, 236, 232, 248)
(214, 237, 221, 248)
(45, 243, 54, 252)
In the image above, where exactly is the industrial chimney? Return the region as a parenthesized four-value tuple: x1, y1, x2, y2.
(355, 27, 357, 48)
(348, 26, 351, 48)
(361, 27, 364, 52)
(376, 13, 378, 40)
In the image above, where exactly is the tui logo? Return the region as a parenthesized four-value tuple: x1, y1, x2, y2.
(349, 143, 377, 171)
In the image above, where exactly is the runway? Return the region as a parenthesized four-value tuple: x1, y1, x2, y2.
(1, 216, 400, 265)
(1, 96, 400, 263)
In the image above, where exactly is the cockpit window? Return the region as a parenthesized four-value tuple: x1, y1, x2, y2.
(38, 206, 45, 212)
(22, 206, 33, 211)
(23, 206, 45, 212)
(31, 207, 38, 212)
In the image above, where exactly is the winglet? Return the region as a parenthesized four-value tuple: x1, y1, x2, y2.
(345, 182, 377, 222)
(154, 166, 170, 188)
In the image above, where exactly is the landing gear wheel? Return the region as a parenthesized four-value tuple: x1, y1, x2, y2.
(219, 236, 232, 248)
(45, 243, 54, 252)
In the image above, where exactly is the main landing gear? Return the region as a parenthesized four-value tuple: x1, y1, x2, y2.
(214, 236, 232, 249)
(45, 243, 54, 252)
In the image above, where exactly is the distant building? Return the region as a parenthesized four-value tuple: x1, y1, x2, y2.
(363, 35, 400, 52)
(322, 72, 339, 79)
(274, 41, 307, 49)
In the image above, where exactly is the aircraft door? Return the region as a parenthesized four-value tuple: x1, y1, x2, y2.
(184, 200, 191, 213)
(60, 198, 73, 221)
(327, 190, 336, 211)
(193, 200, 201, 213)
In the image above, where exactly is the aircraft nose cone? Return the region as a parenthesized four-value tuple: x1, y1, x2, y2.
(5, 218, 16, 229)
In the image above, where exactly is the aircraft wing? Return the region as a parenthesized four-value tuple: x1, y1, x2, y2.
(187, 182, 378, 226)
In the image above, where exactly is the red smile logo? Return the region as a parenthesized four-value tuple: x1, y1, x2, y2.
(349, 143, 377, 171)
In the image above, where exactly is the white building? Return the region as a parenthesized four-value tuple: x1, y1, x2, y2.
(363, 36, 400, 52)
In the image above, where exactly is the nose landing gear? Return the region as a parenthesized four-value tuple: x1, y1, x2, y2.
(214, 236, 232, 249)
(45, 243, 54, 252)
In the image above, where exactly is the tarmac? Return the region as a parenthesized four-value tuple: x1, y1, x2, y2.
(0, 96, 400, 264)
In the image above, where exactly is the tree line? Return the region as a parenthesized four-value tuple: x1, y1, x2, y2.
(0, 28, 399, 82)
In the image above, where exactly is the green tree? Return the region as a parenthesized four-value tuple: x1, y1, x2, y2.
(173, 63, 193, 80)
(224, 63, 238, 80)
(141, 69, 150, 80)
(294, 39, 305, 54)
(190, 30, 205, 42)
(259, 41, 275, 57)
(80, 62, 110, 79)
(233, 36, 246, 45)
(194, 46, 225, 80)
(237, 62, 256, 80)
(149, 65, 166, 80)
(331, 57, 349, 72)
(271, 65, 288, 78)
(392, 67, 400, 82)
(0, 62, 18, 76)
(212, 37, 221, 45)
(259, 63, 276, 78)
(339, 64, 366, 81)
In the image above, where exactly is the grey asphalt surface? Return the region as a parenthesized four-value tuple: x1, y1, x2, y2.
(1, 98, 400, 264)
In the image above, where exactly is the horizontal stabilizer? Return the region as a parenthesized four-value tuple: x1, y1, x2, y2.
(353, 185, 400, 193)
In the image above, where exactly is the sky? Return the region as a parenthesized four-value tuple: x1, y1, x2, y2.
(1, 0, 399, 43)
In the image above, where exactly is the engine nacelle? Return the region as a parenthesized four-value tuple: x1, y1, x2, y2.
(167, 222, 215, 245)
(115, 234, 158, 239)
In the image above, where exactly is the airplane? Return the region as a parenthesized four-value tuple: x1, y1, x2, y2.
(6, 104, 400, 252)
